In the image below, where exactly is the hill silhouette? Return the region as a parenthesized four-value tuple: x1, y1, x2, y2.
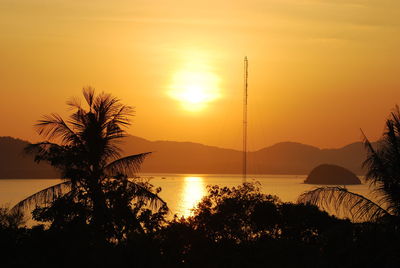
(0, 137, 59, 178)
(0, 136, 368, 178)
(304, 164, 361, 185)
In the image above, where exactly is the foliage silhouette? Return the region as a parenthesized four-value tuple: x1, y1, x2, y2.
(0, 205, 26, 229)
(13, 87, 166, 240)
(299, 106, 400, 223)
(2, 183, 400, 267)
(156, 182, 356, 267)
(186, 183, 343, 242)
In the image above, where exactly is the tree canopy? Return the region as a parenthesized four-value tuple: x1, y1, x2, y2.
(13, 87, 167, 241)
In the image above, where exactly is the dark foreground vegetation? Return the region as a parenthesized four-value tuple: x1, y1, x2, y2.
(1, 183, 399, 268)
(1, 89, 400, 267)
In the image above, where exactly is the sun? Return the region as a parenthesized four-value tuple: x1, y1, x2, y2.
(168, 69, 221, 111)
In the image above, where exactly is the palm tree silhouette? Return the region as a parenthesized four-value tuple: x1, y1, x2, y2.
(13, 87, 165, 230)
(298, 106, 400, 222)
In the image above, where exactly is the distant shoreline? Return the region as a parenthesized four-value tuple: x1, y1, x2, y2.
(0, 173, 345, 180)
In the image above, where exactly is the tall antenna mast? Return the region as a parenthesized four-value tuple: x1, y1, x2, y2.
(243, 56, 248, 182)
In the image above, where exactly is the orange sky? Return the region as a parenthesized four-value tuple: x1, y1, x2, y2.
(1, 0, 399, 150)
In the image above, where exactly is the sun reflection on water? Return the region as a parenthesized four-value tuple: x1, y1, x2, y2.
(180, 176, 206, 217)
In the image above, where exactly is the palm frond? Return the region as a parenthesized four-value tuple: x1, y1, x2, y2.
(66, 96, 82, 110)
(127, 180, 167, 210)
(24, 142, 64, 163)
(107, 105, 133, 126)
(11, 181, 72, 213)
(83, 87, 95, 110)
(362, 131, 388, 185)
(298, 187, 390, 222)
(68, 108, 87, 133)
(104, 152, 151, 176)
(35, 113, 81, 145)
(102, 143, 122, 162)
(25, 141, 61, 153)
(385, 119, 400, 160)
(104, 105, 134, 140)
(93, 93, 119, 125)
(362, 119, 400, 216)
(391, 105, 400, 132)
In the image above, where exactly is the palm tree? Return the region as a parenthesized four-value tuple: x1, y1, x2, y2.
(13, 87, 166, 232)
(298, 106, 400, 223)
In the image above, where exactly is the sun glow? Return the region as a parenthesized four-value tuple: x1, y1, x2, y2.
(168, 58, 221, 112)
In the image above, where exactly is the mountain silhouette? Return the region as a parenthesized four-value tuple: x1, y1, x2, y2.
(0, 136, 368, 178)
(0, 136, 59, 178)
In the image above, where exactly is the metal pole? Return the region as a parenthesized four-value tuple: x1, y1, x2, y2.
(243, 57, 248, 182)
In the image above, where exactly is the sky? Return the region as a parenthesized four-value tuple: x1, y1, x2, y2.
(0, 0, 399, 151)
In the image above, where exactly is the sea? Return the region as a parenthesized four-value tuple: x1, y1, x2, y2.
(0, 174, 375, 220)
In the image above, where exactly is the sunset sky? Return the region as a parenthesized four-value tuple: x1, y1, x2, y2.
(1, 0, 399, 150)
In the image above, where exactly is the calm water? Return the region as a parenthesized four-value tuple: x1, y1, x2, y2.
(0, 174, 374, 219)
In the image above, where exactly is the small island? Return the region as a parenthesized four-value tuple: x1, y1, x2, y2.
(304, 164, 361, 185)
